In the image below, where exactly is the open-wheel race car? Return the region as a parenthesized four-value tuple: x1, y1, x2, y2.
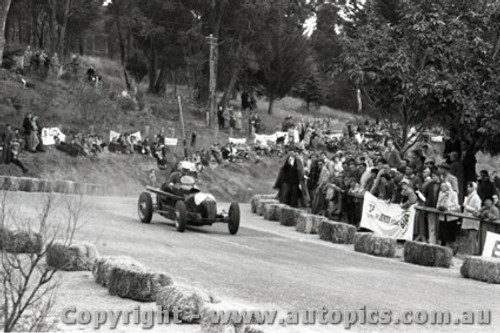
(137, 162, 240, 234)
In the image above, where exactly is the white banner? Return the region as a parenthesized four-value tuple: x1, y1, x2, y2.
(130, 131, 142, 141)
(482, 231, 500, 258)
(41, 127, 66, 145)
(254, 134, 277, 146)
(229, 137, 247, 145)
(110, 130, 120, 142)
(164, 138, 178, 146)
(360, 192, 416, 240)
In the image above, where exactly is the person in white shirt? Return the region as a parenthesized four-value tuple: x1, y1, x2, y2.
(462, 181, 482, 255)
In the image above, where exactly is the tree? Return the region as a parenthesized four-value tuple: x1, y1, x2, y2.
(0, 0, 12, 67)
(294, 66, 326, 111)
(338, 0, 500, 154)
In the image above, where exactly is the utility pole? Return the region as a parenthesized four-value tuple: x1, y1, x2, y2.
(206, 33, 218, 131)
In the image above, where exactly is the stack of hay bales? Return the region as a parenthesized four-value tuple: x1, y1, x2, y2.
(93, 256, 145, 287)
(0, 176, 7, 190)
(263, 203, 288, 222)
(354, 233, 396, 258)
(280, 207, 303, 227)
(403, 241, 453, 268)
(256, 199, 279, 216)
(0, 227, 43, 254)
(295, 213, 327, 234)
(318, 220, 356, 244)
(460, 257, 500, 284)
(200, 302, 265, 333)
(46, 241, 99, 271)
(250, 194, 276, 214)
(108, 265, 173, 302)
(2, 177, 20, 191)
(17, 177, 33, 192)
(55, 180, 69, 194)
(156, 285, 219, 323)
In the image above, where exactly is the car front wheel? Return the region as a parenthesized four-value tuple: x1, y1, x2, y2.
(138, 192, 153, 223)
(228, 202, 240, 235)
(175, 201, 187, 232)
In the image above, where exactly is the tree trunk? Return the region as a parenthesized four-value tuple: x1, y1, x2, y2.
(0, 0, 12, 67)
(48, 0, 58, 53)
(268, 93, 275, 115)
(148, 41, 156, 93)
(115, 18, 131, 89)
(218, 68, 239, 109)
(58, 0, 71, 57)
(154, 65, 167, 94)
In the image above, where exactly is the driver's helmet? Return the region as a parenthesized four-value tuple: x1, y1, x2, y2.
(179, 161, 197, 174)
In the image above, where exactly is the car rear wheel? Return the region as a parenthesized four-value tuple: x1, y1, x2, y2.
(175, 201, 187, 232)
(138, 192, 153, 223)
(228, 202, 240, 235)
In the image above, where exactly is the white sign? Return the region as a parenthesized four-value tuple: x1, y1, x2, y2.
(130, 131, 142, 141)
(328, 133, 343, 140)
(229, 137, 247, 145)
(482, 231, 500, 258)
(254, 134, 277, 146)
(360, 192, 416, 240)
(164, 138, 178, 146)
(41, 127, 66, 145)
(110, 130, 121, 142)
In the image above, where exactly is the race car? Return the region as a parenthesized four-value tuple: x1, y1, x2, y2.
(137, 162, 240, 234)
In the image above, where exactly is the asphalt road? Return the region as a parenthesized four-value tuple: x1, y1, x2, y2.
(4, 192, 500, 332)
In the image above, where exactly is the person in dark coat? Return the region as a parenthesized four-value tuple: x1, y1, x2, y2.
(1, 124, 13, 164)
(5, 128, 28, 173)
(217, 106, 225, 130)
(477, 170, 496, 204)
(22, 112, 33, 151)
(273, 150, 304, 208)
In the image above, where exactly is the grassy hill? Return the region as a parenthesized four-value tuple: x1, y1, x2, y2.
(0, 56, 354, 201)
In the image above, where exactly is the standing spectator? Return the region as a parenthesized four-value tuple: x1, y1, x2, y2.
(248, 111, 256, 135)
(32, 115, 45, 152)
(191, 132, 197, 148)
(476, 197, 500, 221)
(29, 115, 40, 152)
(311, 159, 330, 215)
(462, 182, 482, 255)
(217, 106, 225, 130)
(437, 182, 460, 253)
(70, 54, 80, 75)
(273, 150, 304, 208)
(438, 163, 459, 195)
(223, 107, 231, 130)
(254, 113, 261, 134)
(444, 129, 462, 161)
(383, 138, 402, 169)
(1, 124, 13, 163)
(241, 91, 251, 110)
(51, 52, 60, 79)
(400, 178, 418, 209)
(234, 108, 243, 133)
(5, 128, 29, 173)
(23, 45, 33, 74)
(477, 170, 496, 204)
(22, 112, 33, 151)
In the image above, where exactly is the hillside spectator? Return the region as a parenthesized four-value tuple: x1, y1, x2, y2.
(437, 182, 460, 253)
(383, 138, 402, 169)
(404, 165, 422, 191)
(274, 150, 304, 208)
(51, 52, 60, 78)
(311, 159, 330, 214)
(477, 170, 496, 204)
(370, 171, 392, 201)
(32, 115, 45, 152)
(70, 54, 79, 75)
(40, 50, 50, 78)
(191, 132, 197, 148)
(400, 178, 418, 209)
(4, 128, 28, 173)
(223, 108, 231, 130)
(217, 106, 225, 130)
(23, 45, 33, 74)
(29, 115, 40, 152)
(234, 108, 243, 133)
(462, 181, 482, 254)
(1, 124, 13, 164)
(22, 113, 32, 151)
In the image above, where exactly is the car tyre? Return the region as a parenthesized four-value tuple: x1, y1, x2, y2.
(138, 192, 153, 223)
(228, 202, 240, 235)
(175, 200, 187, 232)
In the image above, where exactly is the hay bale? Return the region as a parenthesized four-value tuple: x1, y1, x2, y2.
(108, 265, 173, 302)
(0, 176, 7, 190)
(403, 241, 453, 268)
(318, 220, 356, 244)
(46, 241, 99, 271)
(295, 214, 327, 234)
(354, 232, 396, 258)
(200, 302, 266, 333)
(156, 285, 219, 323)
(0, 227, 43, 254)
(55, 180, 68, 193)
(66, 181, 76, 194)
(250, 194, 276, 214)
(263, 203, 287, 221)
(30, 178, 43, 192)
(74, 182, 85, 195)
(280, 207, 303, 227)
(93, 256, 145, 287)
(460, 257, 500, 284)
(17, 177, 34, 192)
(3, 177, 20, 191)
(256, 199, 279, 216)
